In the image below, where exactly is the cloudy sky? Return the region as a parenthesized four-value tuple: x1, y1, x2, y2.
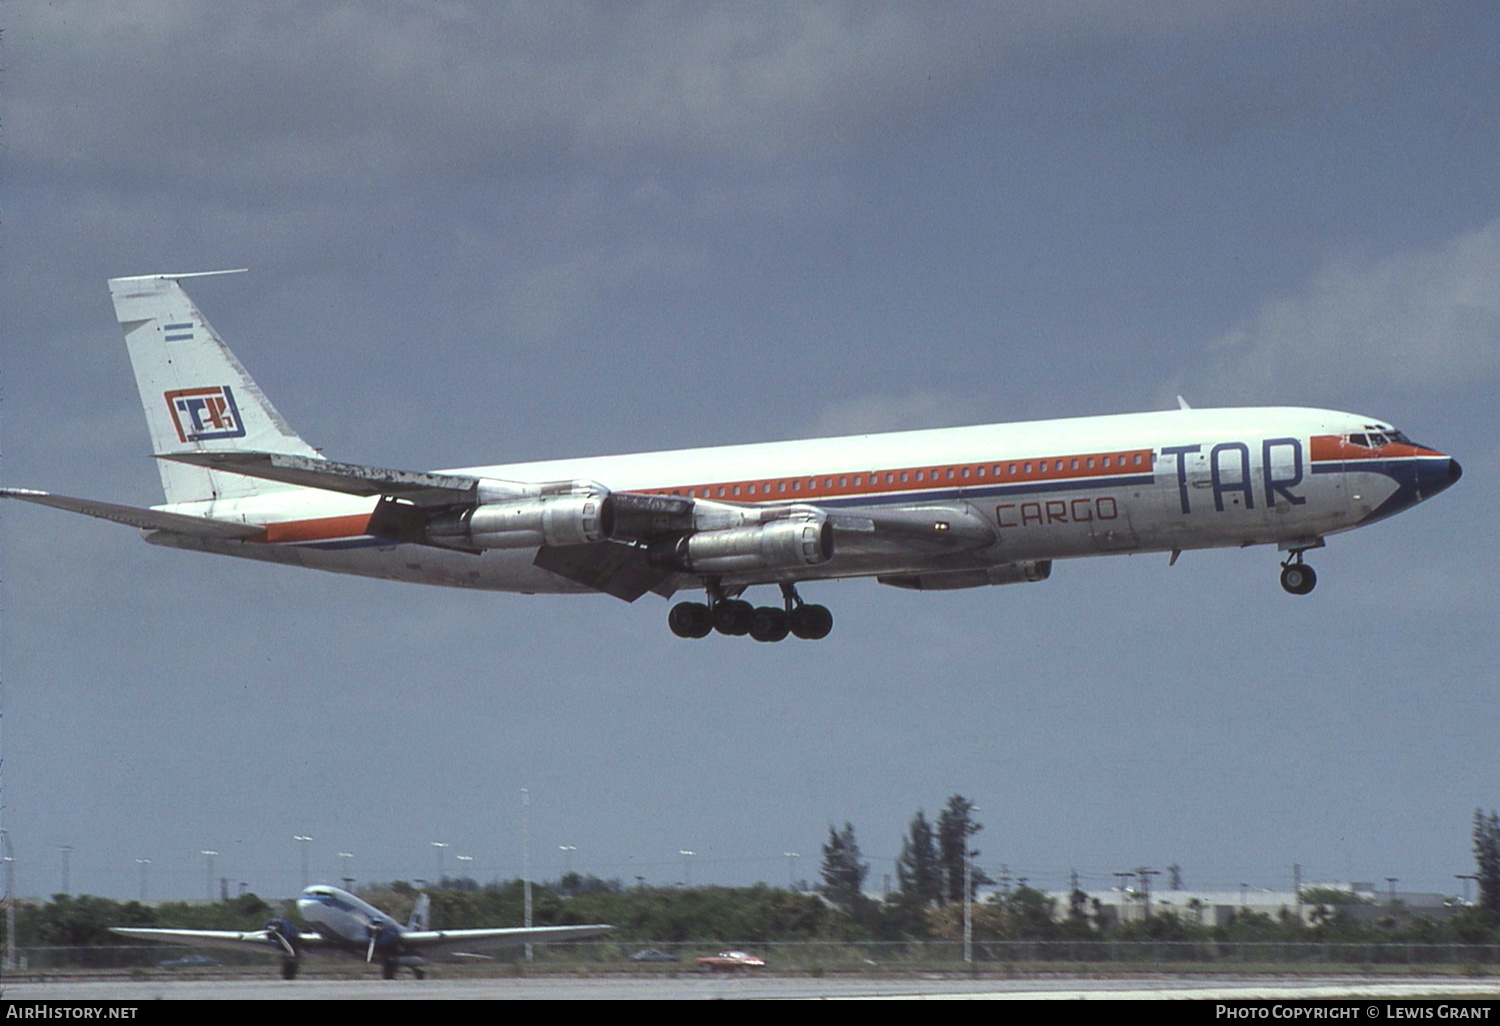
(2, 1, 1496, 904)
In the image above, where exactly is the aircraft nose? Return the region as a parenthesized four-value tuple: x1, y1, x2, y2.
(1449, 458, 1463, 485)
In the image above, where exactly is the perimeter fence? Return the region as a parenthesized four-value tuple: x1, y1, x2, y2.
(7, 939, 1500, 974)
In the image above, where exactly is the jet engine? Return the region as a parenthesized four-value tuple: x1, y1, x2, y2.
(877, 560, 1052, 590)
(426, 494, 608, 550)
(649, 514, 834, 573)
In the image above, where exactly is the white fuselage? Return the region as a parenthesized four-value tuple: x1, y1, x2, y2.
(142, 406, 1459, 597)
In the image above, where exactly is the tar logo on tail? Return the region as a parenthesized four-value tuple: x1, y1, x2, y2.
(165, 386, 246, 442)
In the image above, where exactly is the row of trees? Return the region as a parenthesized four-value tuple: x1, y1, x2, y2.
(819, 795, 989, 919)
(12, 806, 1500, 949)
(814, 801, 1500, 942)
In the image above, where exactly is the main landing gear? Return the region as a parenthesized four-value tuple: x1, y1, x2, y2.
(668, 581, 833, 642)
(1279, 551, 1318, 595)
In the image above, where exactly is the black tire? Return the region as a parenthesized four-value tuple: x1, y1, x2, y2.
(281, 960, 298, 980)
(748, 606, 790, 642)
(1280, 563, 1317, 595)
(713, 599, 754, 636)
(382, 962, 398, 980)
(789, 603, 833, 639)
(668, 601, 711, 638)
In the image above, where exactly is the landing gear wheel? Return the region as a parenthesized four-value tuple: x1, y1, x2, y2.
(281, 960, 298, 980)
(668, 601, 712, 638)
(713, 599, 754, 636)
(1280, 563, 1317, 595)
(382, 962, 398, 980)
(748, 606, 790, 642)
(413, 967, 427, 980)
(789, 603, 834, 640)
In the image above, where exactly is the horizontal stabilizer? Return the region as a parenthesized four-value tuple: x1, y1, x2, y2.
(163, 451, 481, 505)
(1, 488, 265, 539)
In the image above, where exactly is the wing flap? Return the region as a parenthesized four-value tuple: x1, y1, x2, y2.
(1, 488, 265, 539)
(532, 542, 670, 602)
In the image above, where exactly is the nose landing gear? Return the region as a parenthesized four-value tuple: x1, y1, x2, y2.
(1279, 553, 1318, 595)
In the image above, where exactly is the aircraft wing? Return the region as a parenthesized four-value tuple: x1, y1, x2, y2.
(109, 926, 324, 951)
(400, 923, 613, 955)
(0, 488, 265, 539)
(161, 451, 482, 506)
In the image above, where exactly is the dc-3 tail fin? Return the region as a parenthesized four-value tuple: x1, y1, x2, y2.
(407, 893, 431, 932)
(108, 271, 321, 505)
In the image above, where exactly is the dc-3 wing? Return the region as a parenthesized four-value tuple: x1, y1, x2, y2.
(0, 488, 265, 539)
(109, 926, 324, 952)
(398, 923, 613, 956)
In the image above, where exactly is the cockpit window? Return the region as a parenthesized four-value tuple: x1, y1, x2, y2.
(1348, 433, 1369, 447)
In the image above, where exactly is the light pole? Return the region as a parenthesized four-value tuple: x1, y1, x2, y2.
(521, 789, 532, 962)
(962, 806, 983, 965)
(679, 850, 695, 888)
(1456, 874, 1478, 905)
(2, 831, 14, 972)
(339, 852, 355, 890)
(456, 854, 474, 881)
(294, 835, 313, 891)
(59, 846, 73, 895)
(136, 858, 151, 901)
(431, 842, 449, 886)
(201, 851, 219, 902)
(783, 852, 800, 891)
(559, 846, 577, 878)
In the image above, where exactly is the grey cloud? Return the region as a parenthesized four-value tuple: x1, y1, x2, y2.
(1203, 219, 1500, 395)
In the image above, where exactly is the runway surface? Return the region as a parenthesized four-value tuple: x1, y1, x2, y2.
(6, 974, 1500, 1000)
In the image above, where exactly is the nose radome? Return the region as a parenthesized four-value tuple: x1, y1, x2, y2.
(1449, 458, 1463, 485)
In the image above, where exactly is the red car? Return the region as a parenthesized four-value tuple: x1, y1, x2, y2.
(695, 950, 766, 971)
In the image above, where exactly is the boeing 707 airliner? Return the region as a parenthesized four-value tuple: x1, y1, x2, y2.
(2, 271, 1462, 641)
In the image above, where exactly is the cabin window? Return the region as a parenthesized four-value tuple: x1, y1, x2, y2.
(1133, 454, 1142, 465)
(1070, 458, 1079, 470)
(1024, 462, 1032, 473)
(961, 467, 970, 478)
(945, 468, 954, 479)
(1086, 457, 1095, 468)
(732, 485, 741, 496)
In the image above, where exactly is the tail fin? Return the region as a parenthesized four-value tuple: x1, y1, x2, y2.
(407, 893, 431, 931)
(108, 271, 321, 505)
